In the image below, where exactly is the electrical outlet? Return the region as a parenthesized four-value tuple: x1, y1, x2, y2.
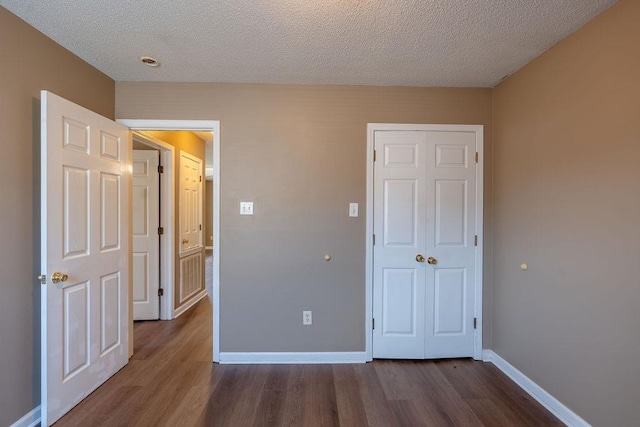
(303, 310, 312, 325)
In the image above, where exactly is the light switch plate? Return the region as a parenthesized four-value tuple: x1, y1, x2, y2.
(349, 202, 358, 217)
(240, 202, 253, 215)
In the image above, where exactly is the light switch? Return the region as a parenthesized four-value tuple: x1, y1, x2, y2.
(240, 202, 253, 215)
(349, 203, 358, 217)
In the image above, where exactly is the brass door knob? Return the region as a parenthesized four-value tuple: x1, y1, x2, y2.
(51, 272, 69, 284)
(416, 254, 425, 263)
(427, 257, 438, 265)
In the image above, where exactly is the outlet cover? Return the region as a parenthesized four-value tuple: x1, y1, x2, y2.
(303, 310, 312, 325)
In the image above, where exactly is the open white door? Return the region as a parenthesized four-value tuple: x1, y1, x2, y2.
(40, 91, 130, 425)
(133, 150, 160, 320)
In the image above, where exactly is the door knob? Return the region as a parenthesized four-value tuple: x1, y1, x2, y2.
(427, 257, 438, 265)
(51, 272, 69, 284)
(416, 254, 425, 263)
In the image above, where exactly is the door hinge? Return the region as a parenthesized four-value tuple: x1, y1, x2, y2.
(199, 175, 202, 182)
(474, 235, 478, 246)
(473, 317, 477, 329)
(158, 288, 164, 297)
(199, 224, 202, 231)
(158, 227, 164, 235)
(373, 234, 376, 245)
(37, 274, 46, 284)
(372, 318, 375, 330)
(158, 165, 164, 174)
(373, 150, 377, 162)
(475, 152, 479, 163)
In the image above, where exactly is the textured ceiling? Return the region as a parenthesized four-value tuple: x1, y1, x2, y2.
(2, 0, 617, 87)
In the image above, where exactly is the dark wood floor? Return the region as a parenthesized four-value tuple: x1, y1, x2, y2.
(55, 300, 562, 426)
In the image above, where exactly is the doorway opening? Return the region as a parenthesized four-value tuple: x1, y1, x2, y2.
(119, 120, 220, 363)
(131, 132, 174, 321)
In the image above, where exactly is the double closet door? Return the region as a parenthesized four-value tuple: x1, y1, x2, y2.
(372, 127, 480, 359)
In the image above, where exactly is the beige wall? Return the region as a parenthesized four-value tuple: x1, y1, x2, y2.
(143, 131, 207, 310)
(492, 0, 640, 425)
(116, 84, 493, 352)
(0, 7, 115, 426)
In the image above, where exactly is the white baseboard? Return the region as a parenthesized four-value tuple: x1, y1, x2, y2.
(173, 289, 208, 318)
(10, 406, 40, 427)
(482, 350, 589, 427)
(219, 351, 368, 364)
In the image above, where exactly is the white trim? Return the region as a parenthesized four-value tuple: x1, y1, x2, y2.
(473, 126, 484, 360)
(118, 119, 221, 363)
(40, 91, 49, 427)
(483, 350, 590, 427)
(364, 125, 375, 361)
(179, 246, 205, 258)
(131, 131, 176, 321)
(173, 288, 208, 318)
(219, 352, 368, 364)
(366, 124, 484, 361)
(117, 119, 218, 132)
(9, 406, 40, 427)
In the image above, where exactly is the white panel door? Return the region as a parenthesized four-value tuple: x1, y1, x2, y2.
(372, 131, 427, 358)
(40, 91, 130, 425)
(132, 150, 160, 320)
(179, 151, 203, 253)
(373, 128, 477, 359)
(424, 131, 477, 358)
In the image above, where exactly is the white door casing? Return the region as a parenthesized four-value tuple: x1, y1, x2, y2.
(132, 150, 160, 320)
(41, 91, 130, 425)
(370, 124, 482, 360)
(179, 150, 203, 254)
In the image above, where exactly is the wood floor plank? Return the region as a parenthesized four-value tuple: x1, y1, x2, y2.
(332, 365, 369, 427)
(280, 364, 306, 426)
(414, 360, 485, 427)
(302, 365, 340, 427)
(352, 363, 404, 427)
(252, 365, 289, 426)
(55, 297, 564, 426)
(389, 399, 455, 427)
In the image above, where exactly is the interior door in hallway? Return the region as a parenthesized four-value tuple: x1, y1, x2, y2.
(179, 150, 203, 253)
(40, 91, 130, 425)
(372, 127, 479, 359)
(133, 150, 160, 320)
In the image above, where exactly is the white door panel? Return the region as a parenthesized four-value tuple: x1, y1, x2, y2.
(373, 128, 478, 359)
(41, 91, 130, 425)
(373, 131, 427, 358)
(132, 150, 160, 320)
(179, 151, 203, 253)
(424, 131, 476, 358)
